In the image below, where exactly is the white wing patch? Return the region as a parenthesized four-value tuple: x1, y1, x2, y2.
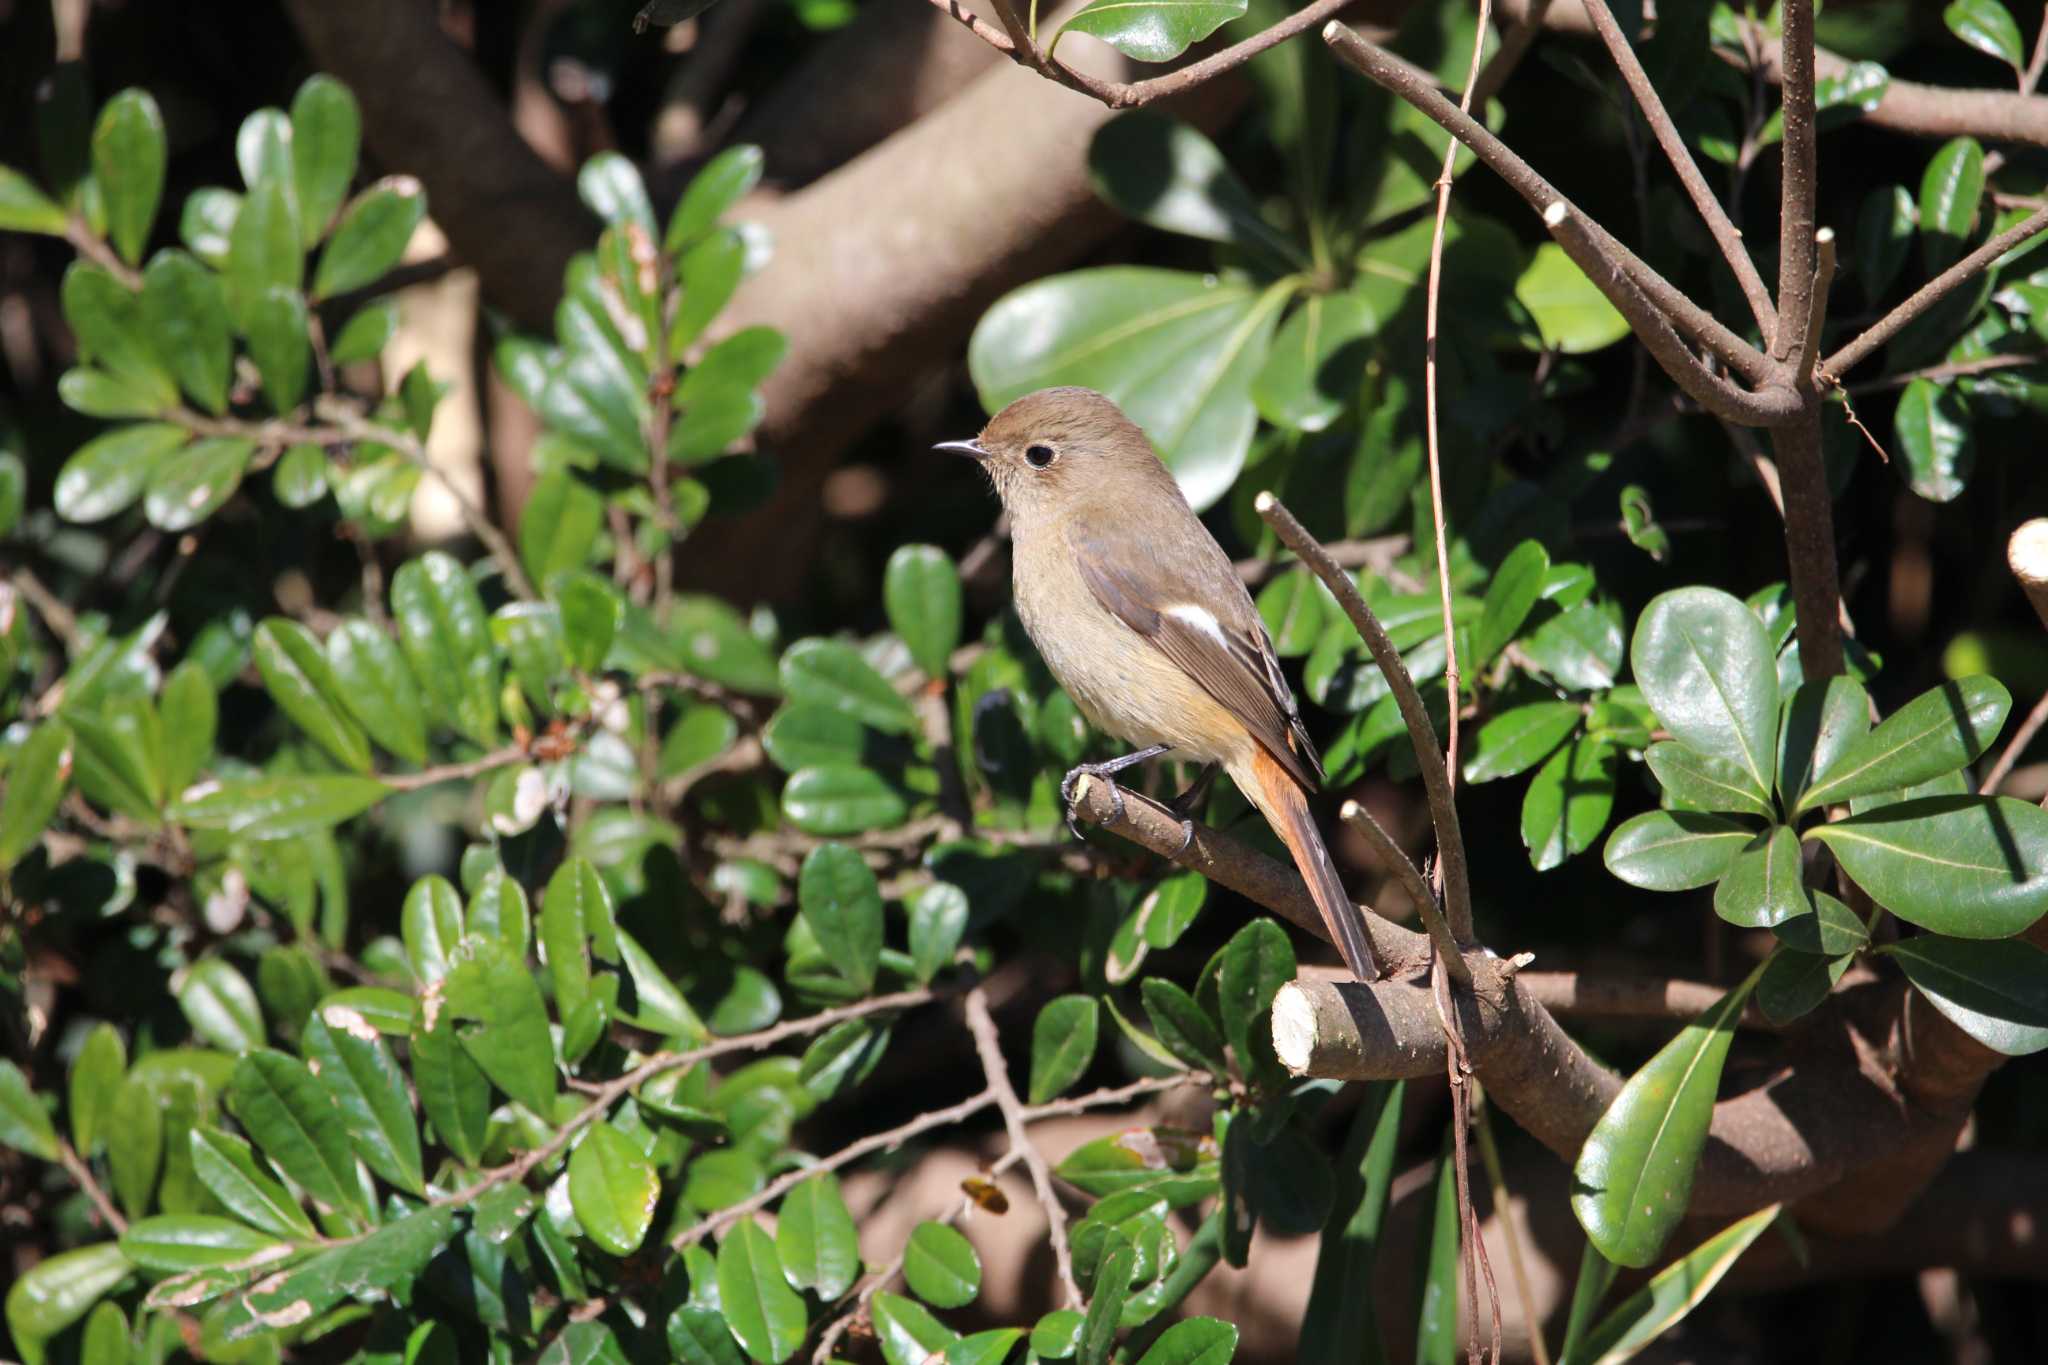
(1164, 603, 1229, 647)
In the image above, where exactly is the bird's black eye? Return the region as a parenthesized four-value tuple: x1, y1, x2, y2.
(1025, 444, 1056, 468)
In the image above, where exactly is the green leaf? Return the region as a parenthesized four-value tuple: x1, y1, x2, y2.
(672, 595, 783, 694)
(178, 958, 264, 1053)
(1604, 809, 1754, 891)
(1077, 1234, 1135, 1365)
(1523, 600, 1624, 692)
(1568, 1205, 1780, 1365)
(567, 1122, 660, 1256)
(1033, 1309, 1085, 1359)
(316, 986, 416, 1036)
(716, 1219, 807, 1365)
(672, 227, 747, 352)
(63, 262, 176, 405)
(1776, 676, 1870, 814)
(903, 1221, 981, 1308)
(1515, 242, 1629, 352)
(244, 285, 311, 413)
(92, 90, 166, 265)
(189, 1127, 315, 1238)
(541, 855, 620, 1018)
(577, 151, 654, 231)
(0, 720, 73, 871)
(253, 618, 372, 772)
(780, 639, 916, 735)
(55, 422, 190, 523)
(289, 75, 359, 243)
(1140, 977, 1227, 1074)
(520, 470, 605, 589)
(1945, 0, 2025, 67)
(1919, 137, 1985, 273)
(302, 1009, 423, 1193)
(1713, 824, 1811, 928)
(944, 1330, 1027, 1364)
(873, 1292, 960, 1365)
(1571, 969, 1761, 1267)
(970, 267, 1285, 512)
(78, 1300, 128, 1365)
(324, 618, 428, 767)
(311, 176, 425, 300)
(1796, 676, 2008, 812)
(143, 434, 253, 532)
(409, 1017, 490, 1167)
(1252, 289, 1377, 433)
(667, 144, 764, 254)
(555, 572, 620, 673)
(0, 1058, 59, 1160)
(392, 551, 499, 746)
(1256, 569, 1330, 657)
(1475, 540, 1550, 664)
(330, 296, 398, 364)
(225, 175, 302, 327)
(1631, 587, 1779, 796)
(760, 705, 868, 772)
(159, 661, 219, 790)
(137, 250, 233, 415)
(1298, 1081, 1403, 1364)
(1462, 702, 1580, 784)
(213, 1204, 457, 1340)
(107, 1079, 161, 1217)
(668, 1307, 750, 1365)
(661, 702, 740, 779)
(777, 1173, 859, 1299)
(1881, 935, 2048, 1055)
(120, 1215, 292, 1273)
(1855, 184, 1915, 301)
(1135, 1318, 1237, 1365)
(1030, 995, 1101, 1103)
(797, 844, 884, 994)
(1058, 0, 1249, 62)
(59, 366, 169, 419)
(1755, 946, 1848, 1024)
(441, 934, 557, 1115)
(228, 1049, 367, 1218)
(0, 163, 66, 234)
(1522, 736, 1618, 871)
(179, 187, 240, 266)
(171, 774, 389, 838)
(781, 763, 907, 835)
(5, 1242, 131, 1365)
(1216, 918, 1293, 1067)
(909, 881, 970, 983)
(1809, 795, 2048, 937)
(884, 545, 963, 679)
(1892, 377, 1973, 502)
(1414, 1146, 1461, 1365)
(1774, 890, 1870, 957)
(1646, 742, 1773, 818)
(798, 1019, 889, 1100)
(1088, 112, 1296, 264)
(68, 1024, 125, 1158)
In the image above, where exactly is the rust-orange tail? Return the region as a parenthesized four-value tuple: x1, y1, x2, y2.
(1245, 746, 1379, 980)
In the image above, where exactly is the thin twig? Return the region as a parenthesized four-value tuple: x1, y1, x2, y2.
(57, 1139, 129, 1235)
(1578, 0, 1777, 342)
(9, 569, 79, 647)
(1257, 493, 1474, 946)
(64, 219, 142, 288)
(1844, 351, 2045, 395)
(1822, 207, 2048, 381)
(381, 745, 533, 792)
(1981, 690, 2048, 796)
(1470, 0, 1553, 106)
(1234, 535, 1412, 586)
(1338, 798, 1460, 980)
(1793, 228, 1836, 387)
(1470, 1084, 1548, 1365)
(964, 986, 1082, 1307)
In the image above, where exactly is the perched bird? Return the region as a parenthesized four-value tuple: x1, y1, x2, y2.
(937, 386, 1378, 980)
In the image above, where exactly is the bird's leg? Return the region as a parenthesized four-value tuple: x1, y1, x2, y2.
(1161, 763, 1218, 853)
(1062, 744, 1174, 837)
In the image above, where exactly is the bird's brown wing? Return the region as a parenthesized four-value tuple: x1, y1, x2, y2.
(1067, 513, 1323, 792)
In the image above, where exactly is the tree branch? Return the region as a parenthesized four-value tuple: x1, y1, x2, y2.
(964, 986, 1082, 1307)
(1774, 0, 1820, 366)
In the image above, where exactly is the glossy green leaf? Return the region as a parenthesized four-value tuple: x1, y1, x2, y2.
(776, 1173, 859, 1298)
(244, 285, 311, 414)
(1571, 969, 1760, 1267)
(62, 263, 176, 405)
(1810, 795, 2048, 937)
(253, 618, 372, 772)
(326, 617, 429, 767)
(1773, 889, 1870, 957)
(0, 1057, 59, 1160)
(1256, 569, 1329, 658)
(1523, 736, 1619, 871)
(178, 187, 239, 266)
(1945, 0, 2025, 68)
(909, 881, 970, 983)
(58, 367, 169, 419)
(1029, 994, 1100, 1104)
(667, 144, 764, 253)
(541, 856, 620, 1018)
(225, 174, 301, 326)
(1604, 809, 1754, 891)
(1140, 977, 1227, 1073)
(137, 250, 233, 415)
(520, 470, 605, 589)
(1755, 946, 1848, 1024)
(1475, 540, 1550, 665)
(555, 572, 619, 673)
(1516, 242, 1628, 352)
(178, 958, 264, 1053)
(944, 1329, 1027, 1364)
(92, 90, 166, 265)
(903, 1221, 981, 1308)
(312, 177, 425, 299)
(1217, 918, 1293, 1068)
(672, 595, 782, 694)
(1893, 377, 1973, 502)
(577, 151, 654, 230)
(971, 267, 1284, 512)
(330, 296, 398, 364)
(1298, 1080, 1403, 1364)
(668, 1307, 750, 1365)
(873, 1291, 959, 1365)
(78, 1299, 128, 1365)
(797, 843, 883, 993)
(316, 986, 416, 1035)
(1713, 824, 1811, 928)
(760, 704, 868, 772)
(1796, 676, 2008, 812)
(1855, 184, 1914, 301)
(156, 661, 214, 795)
(884, 545, 963, 679)
(440, 934, 557, 1114)
(1523, 600, 1624, 692)
(1776, 675, 1870, 814)
(1077, 1233, 1135, 1364)
(5, 1242, 131, 1365)
(55, 422, 190, 523)
(780, 639, 915, 735)
(1088, 112, 1295, 263)
(67, 1024, 125, 1158)
(107, 1078, 161, 1217)
(1919, 137, 1985, 273)
(214, 1204, 457, 1341)
(716, 1219, 807, 1364)
(1646, 742, 1773, 818)
(567, 1122, 660, 1255)
(0, 163, 66, 234)
(392, 551, 499, 746)
(120, 1215, 290, 1273)
(781, 763, 907, 835)
(302, 1008, 422, 1193)
(143, 434, 253, 532)
(1252, 289, 1376, 432)
(1058, 0, 1249, 63)
(1134, 1318, 1237, 1365)
(172, 775, 389, 838)
(1631, 587, 1779, 796)
(673, 227, 747, 352)
(661, 702, 740, 778)
(289, 75, 359, 242)
(797, 1018, 889, 1100)
(409, 1016, 490, 1167)
(189, 1126, 315, 1238)
(1882, 935, 2048, 1055)
(0, 720, 73, 871)
(228, 1049, 366, 1218)
(1458, 701, 1573, 785)
(1568, 1205, 1780, 1365)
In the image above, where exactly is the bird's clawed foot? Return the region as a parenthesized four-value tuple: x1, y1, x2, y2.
(1060, 744, 1174, 839)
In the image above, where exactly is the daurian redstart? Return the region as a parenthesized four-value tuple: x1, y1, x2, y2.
(938, 386, 1379, 980)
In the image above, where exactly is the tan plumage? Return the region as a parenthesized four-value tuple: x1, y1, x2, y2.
(942, 387, 1379, 980)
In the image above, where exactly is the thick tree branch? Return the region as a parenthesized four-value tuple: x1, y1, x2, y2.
(1773, 0, 1820, 366)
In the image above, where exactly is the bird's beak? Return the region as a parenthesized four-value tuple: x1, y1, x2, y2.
(933, 439, 987, 460)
